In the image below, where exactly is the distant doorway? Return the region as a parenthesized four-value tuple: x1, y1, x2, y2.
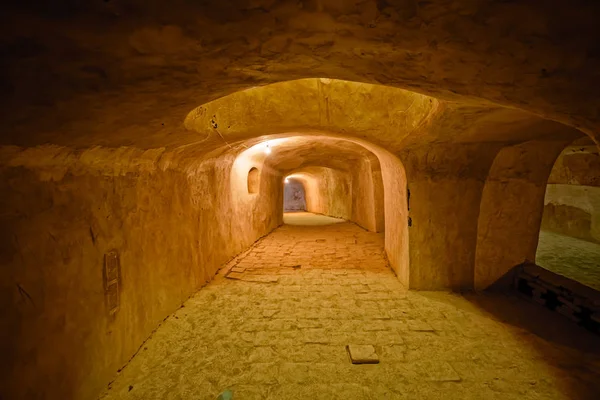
(284, 179, 306, 212)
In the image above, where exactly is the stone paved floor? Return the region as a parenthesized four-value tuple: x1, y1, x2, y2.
(101, 214, 600, 400)
(536, 230, 600, 291)
(283, 211, 345, 226)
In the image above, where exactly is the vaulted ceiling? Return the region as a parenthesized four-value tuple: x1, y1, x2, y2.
(1, 0, 598, 149)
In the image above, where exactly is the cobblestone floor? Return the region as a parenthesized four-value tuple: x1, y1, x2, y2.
(101, 214, 600, 400)
(283, 211, 345, 226)
(536, 230, 600, 291)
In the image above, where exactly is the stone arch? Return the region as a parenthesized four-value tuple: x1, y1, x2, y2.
(541, 137, 600, 243)
(217, 132, 410, 286)
(285, 167, 351, 220)
(182, 79, 587, 290)
(474, 133, 582, 290)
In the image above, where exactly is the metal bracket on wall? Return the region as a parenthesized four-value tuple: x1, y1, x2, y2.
(103, 250, 121, 316)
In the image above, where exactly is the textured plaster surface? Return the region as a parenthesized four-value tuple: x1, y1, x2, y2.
(0, 145, 282, 400)
(0, 133, 391, 399)
(351, 157, 384, 233)
(184, 80, 581, 156)
(401, 144, 501, 290)
(100, 215, 600, 400)
(474, 140, 569, 289)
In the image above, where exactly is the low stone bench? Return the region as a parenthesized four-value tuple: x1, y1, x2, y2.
(513, 262, 600, 334)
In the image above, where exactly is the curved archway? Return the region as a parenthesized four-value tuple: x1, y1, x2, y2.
(223, 133, 410, 286)
(283, 177, 306, 212)
(183, 79, 585, 290)
(474, 139, 575, 289)
(535, 137, 600, 290)
(285, 167, 351, 221)
(182, 79, 588, 290)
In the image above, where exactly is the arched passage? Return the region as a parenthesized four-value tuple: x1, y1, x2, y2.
(535, 137, 600, 290)
(184, 79, 585, 290)
(474, 138, 576, 289)
(1, 77, 597, 400)
(283, 177, 306, 212)
(284, 169, 351, 220)
(224, 133, 409, 285)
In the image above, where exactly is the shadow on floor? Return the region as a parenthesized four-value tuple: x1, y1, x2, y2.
(423, 290, 600, 400)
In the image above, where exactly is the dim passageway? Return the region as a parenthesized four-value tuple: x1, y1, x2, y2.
(100, 215, 600, 400)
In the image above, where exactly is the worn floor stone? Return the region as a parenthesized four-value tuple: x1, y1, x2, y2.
(100, 215, 600, 400)
(347, 345, 379, 364)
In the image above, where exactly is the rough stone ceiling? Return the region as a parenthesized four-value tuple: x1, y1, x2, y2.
(1, 0, 598, 148)
(263, 136, 377, 173)
(287, 166, 341, 181)
(185, 79, 582, 155)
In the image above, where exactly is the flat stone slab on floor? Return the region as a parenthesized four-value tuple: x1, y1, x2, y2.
(346, 344, 379, 364)
(419, 360, 462, 382)
(407, 319, 435, 332)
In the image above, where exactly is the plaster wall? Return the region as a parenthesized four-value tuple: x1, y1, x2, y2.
(401, 144, 500, 290)
(0, 145, 281, 400)
(363, 147, 409, 287)
(351, 158, 384, 233)
(475, 140, 569, 290)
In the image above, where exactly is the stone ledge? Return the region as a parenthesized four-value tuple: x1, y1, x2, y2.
(513, 262, 600, 334)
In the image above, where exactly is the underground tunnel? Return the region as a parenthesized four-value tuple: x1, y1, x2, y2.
(1, 1, 600, 399)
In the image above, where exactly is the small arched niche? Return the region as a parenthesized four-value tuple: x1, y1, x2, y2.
(247, 167, 260, 194)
